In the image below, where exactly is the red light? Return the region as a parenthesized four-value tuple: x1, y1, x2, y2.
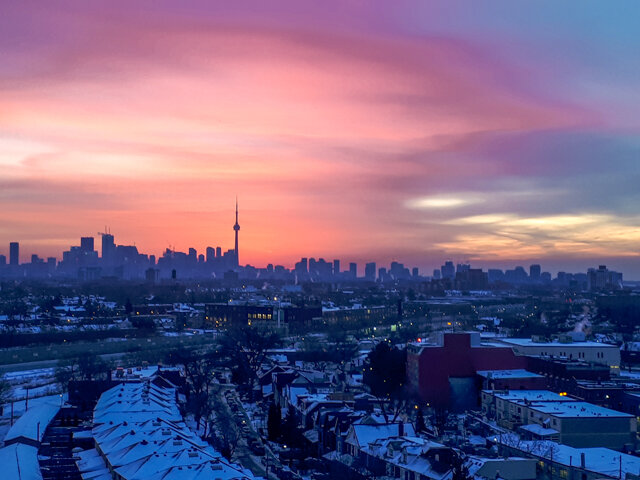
(417, 338, 422, 343)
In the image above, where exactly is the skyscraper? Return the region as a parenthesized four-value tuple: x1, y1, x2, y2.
(349, 262, 357, 278)
(9, 242, 19, 266)
(365, 262, 376, 281)
(80, 236, 94, 252)
(441, 260, 455, 280)
(233, 198, 240, 267)
(529, 264, 541, 280)
(101, 233, 115, 263)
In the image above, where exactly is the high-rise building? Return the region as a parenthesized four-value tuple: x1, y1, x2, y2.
(9, 242, 19, 266)
(233, 198, 240, 267)
(80, 236, 94, 252)
(0, 255, 6, 266)
(456, 263, 470, 273)
(529, 264, 541, 280)
(587, 265, 623, 291)
(206, 247, 215, 262)
(333, 259, 340, 276)
(216, 246, 222, 258)
(349, 262, 357, 278)
(295, 257, 308, 276)
(365, 262, 376, 281)
(101, 233, 115, 262)
(441, 261, 455, 280)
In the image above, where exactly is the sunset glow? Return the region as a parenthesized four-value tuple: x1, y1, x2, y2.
(1, 1, 639, 275)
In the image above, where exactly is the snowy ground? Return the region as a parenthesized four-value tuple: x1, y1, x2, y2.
(3, 366, 61, 401)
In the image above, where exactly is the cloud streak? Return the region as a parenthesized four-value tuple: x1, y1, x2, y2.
(0, 1, 638, 274)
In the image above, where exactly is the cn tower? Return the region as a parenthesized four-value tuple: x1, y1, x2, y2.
(233, 197, 240, 267)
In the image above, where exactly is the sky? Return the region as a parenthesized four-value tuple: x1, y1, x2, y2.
(1, 1, 639, 276)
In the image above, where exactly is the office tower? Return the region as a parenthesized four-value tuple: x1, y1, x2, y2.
(529, 264, 541, 280)
(378, 267, 388, 282)
(349, 262, 357, 278)
(365, 262, 376, 281)
(188, 248, 197, 260)
(206, 247, 215, 262)
(333, 259, 340, 276)
(433, 269, 441, 280)
(80, 236, 94, 252)
(0, 255, 5, 266)
(412, 267, 419, 277)
(233, 198, 240, 267)
(456, 263, 470, 273)
(441, 260, 454, 280)
(295, 257, 308, 275)
(101, 233, 115, 261)
(9, 242, 19, 266)
(216, 246, 222, 258)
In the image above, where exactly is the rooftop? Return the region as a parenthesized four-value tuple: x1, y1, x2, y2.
(91, 382, 255, 480)
(4, 401, 60, 445)
(486, 390, 570, 403)
(497, 434, 640, 478)
(527, 401, 633, 418)
(476, 369, 544, 380)
(499, 338, 617, 349)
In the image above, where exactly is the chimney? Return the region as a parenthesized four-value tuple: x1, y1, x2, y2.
(580, 452, 585, 469)
(398, 422, 404, 436)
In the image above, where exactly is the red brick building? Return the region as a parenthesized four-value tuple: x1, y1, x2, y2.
(407, 332, 528, 411)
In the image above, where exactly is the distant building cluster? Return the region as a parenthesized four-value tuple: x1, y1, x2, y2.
(0, 234, 625, 292)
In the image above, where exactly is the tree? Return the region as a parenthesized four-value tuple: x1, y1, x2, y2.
(131, 316, 156, 333)
(267, 402, 282, 441)
(55, 360, 76, 393)
(124, 298, 133, 315)
(281, 407, 300, 445)
(76, 352, 110, 381)
(0, 374, 12, 412)
(415, 408, 426, 433)
(215, 408, 239, 459)
(218, 325, 281, 398)
(451, 453, 471, 480)
(363, 342, 407, 421)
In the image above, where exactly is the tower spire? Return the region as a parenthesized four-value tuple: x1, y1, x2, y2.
(233, 197, 240, 267)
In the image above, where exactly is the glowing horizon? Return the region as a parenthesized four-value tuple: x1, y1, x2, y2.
(1, 1, 639, 276)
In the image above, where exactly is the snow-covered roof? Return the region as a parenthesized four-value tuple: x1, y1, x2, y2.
(92, 382, 255, 480)
(361, 436, 450, 480)
(498, 338, 617, 349)
(4, 401, 60, 444)
(75, 448, 110, 480)
(0, 443, 42, 480)
(93, 382, 181, 425)
(496, 433, 640, 478)
(519, 424, 559, 436)
(527, 401, 632, 419)
(476, 369, 543, 380)
(347, 422, 416, 448)
(486, 390, 569, 403)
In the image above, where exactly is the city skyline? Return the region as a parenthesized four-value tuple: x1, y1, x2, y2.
(2, 2, 640, 275)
